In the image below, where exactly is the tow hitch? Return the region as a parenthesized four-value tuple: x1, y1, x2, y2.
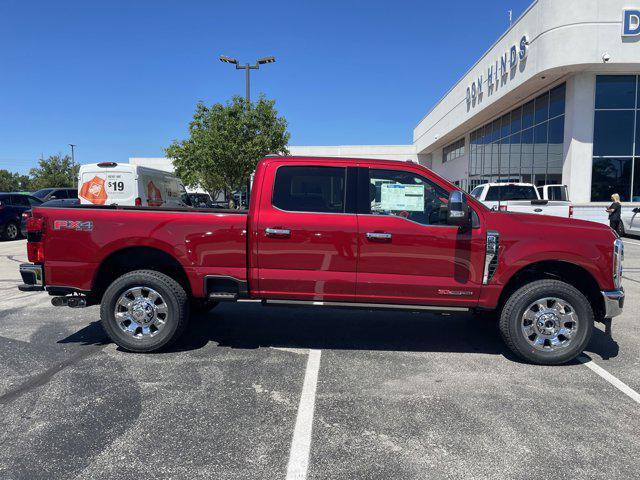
(51, 295, 88, 308)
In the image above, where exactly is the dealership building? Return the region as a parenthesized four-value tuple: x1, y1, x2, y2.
(135, 0, 640, 218)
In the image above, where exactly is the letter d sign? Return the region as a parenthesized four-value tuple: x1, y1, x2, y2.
(623, 10, 640, 37)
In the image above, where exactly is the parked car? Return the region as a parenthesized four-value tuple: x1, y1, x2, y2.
(470, 183, 573, 218)
(20, 198, 80, 237)
(78, 162, 191, 207)
(0, 193, 42, 240)
(32, 188, 78, 202)
(19, 157, 624, 365)
(187, 193, 214, 208)
(618, 207, 640, 237)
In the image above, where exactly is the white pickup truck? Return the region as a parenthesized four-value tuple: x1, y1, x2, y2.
(470, 183, 573, 218)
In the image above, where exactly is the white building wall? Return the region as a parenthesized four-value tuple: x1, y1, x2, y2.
(287, 145, 418, 162)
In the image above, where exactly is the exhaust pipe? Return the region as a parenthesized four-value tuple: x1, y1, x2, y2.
(51, 295, 87, 308)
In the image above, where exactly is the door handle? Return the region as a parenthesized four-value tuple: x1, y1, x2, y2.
(366, 232, 392, 241)
(265, 228, 291, 238)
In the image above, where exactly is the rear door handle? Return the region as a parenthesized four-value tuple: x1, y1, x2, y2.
(366, 232, 392, 241)
(265, 228, 291, 238)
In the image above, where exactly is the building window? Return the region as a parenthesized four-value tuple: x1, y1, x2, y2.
(443, 137, 465, 163)
(592, 75, 640, 202)
(468, 83, 565, 187)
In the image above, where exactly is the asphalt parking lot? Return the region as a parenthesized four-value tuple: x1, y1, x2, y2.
(1, 238, 639, 480)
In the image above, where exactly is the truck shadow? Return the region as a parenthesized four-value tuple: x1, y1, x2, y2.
(171, 303, 619, 362)
(56, 304, 619, 363)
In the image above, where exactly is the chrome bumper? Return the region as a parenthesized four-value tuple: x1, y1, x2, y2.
(18, 263, 44, 292)
(601, 289, 624, 319)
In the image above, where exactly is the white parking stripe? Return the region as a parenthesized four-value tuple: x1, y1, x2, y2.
(579, 355, 640, 405)
(286, 349, 322, 480)
(623, 240, 640, 247)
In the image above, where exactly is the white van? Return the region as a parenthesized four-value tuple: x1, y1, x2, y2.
(78, 162, 191, 207)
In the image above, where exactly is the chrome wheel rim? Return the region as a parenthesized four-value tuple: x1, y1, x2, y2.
(6, 223, 17, 239)
(521, 297, 578, 352)
(114, 287, 168, 339)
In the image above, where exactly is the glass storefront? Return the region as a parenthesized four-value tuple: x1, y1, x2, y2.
(468, 84, 566, 190)
(592, 75, 640, 202)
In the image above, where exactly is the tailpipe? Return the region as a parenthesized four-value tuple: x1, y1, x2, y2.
(52, 295, 88, 308)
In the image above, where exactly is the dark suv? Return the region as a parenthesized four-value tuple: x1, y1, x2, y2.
(32, 188, 78, 202)
(0, 193, 42, 240)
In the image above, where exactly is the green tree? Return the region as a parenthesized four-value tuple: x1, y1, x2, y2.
(166, 96, 290, 202)
(29, 155, 80, 190)
(0, 170, 30, 191)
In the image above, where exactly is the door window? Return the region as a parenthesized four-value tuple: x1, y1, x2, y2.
(367, 169, 449, 226)
(273, 166, 346, 213)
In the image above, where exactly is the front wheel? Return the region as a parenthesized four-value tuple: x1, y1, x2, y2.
(499, 279, 593, 365)
(100, 270, 190, 352)
(3, 221, 19, 241)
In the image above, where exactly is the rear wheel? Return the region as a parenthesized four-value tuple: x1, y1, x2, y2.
(100, 270, 189, 352)
(3, 221, 19, 241)
(499, 279, 593, 365)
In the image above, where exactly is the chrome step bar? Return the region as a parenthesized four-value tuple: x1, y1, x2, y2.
(261, 299, 468, 312)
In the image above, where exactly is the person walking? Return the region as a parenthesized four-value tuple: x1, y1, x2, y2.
(606, 193, 622, 234)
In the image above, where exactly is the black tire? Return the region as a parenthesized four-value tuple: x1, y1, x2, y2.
(100, 270, 190, 352)
(2, 221, 20, 241)
(499, 279, 593, 365)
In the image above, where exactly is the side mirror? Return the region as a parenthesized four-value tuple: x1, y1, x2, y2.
(447, 190, 470, 227)
(633, 207, 640, 214)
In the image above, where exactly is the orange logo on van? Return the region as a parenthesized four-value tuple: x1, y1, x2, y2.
(79, 176, 107, 205)
(147, 181, 163, 206)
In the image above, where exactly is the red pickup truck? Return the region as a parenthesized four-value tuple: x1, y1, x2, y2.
(19, 157, 624, 365)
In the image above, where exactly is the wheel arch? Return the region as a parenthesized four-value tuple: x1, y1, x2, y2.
(496, 260, 604, 321)
(91, 246, 192, 303)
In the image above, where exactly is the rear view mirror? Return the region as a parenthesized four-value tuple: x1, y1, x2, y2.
(447, 190, 470, 227)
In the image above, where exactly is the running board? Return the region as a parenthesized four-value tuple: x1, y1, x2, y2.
(261, 299, 468, 312)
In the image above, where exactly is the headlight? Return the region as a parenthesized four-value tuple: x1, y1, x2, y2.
(613, 239, 624, 289)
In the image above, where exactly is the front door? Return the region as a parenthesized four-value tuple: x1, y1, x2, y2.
(255, 163, 358, 301)
(356, 166, 485, 307)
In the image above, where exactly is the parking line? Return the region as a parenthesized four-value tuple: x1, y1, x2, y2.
(579, 355, 640, 405)
(286, 349, 322, 480)
(623, 240, 640, 247)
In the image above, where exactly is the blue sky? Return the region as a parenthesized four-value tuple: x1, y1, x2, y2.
(0, 0, 531, 174)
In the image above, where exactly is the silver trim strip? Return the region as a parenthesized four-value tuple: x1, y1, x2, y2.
(263, 299, 468, 312)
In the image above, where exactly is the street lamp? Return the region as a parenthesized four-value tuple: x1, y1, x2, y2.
(218, 54, 276, 105)
(69, 144, 77, 188)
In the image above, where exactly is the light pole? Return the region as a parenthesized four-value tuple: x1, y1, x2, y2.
(219, 55, 276, 207)
(69, 144, 77, 188)
(219, 55, 276, 106)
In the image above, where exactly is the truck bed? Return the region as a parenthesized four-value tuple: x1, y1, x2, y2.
(33, 205, 249, 297)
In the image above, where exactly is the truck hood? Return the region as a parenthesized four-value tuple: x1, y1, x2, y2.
(488, 211, 617, 240)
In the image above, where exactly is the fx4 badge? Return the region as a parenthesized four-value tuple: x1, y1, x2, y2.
(53, 220, 93, 232)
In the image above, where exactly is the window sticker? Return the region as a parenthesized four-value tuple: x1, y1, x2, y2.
(378, 183, 424, 212)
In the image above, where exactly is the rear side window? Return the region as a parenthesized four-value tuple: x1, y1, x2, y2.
(273, 166, 346, 213)
(53, 190, 69, 199)
(10, 195, 30, 206)
(485, 186, 538, 201)
(547, 186, 567, 201)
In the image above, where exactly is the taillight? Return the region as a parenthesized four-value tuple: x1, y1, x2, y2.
(27, 217, 44, 233)
(499, 205, 508, 212)
(569, 205, 574, 218)
(27, 242, 45, 263)
(135, 197, 142, 206)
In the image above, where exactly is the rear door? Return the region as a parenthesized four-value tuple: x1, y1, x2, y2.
(356, 166, 485, 307)
(255, 163, 358, 301)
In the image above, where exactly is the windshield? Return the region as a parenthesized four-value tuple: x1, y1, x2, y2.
(485, 185, 538, 201)
(32, 188, 54, 199)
